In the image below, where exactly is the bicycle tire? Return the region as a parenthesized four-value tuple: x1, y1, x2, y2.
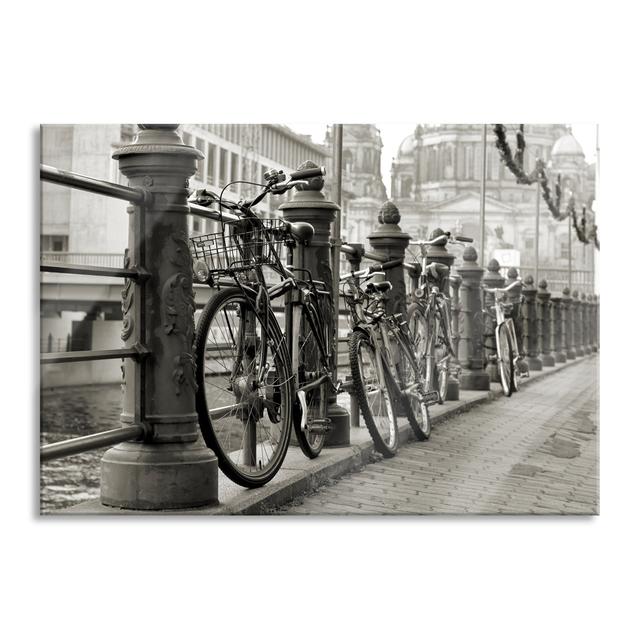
(496, 322, 514, 397)
(292, 299, 328, 459)
(348, 330, 399, 457)
(194, 286, 294, 488)
(397, 336, 431, 441)
(433, 308, 450, 404)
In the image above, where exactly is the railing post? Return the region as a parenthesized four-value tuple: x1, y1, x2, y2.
(537, 280, 555, 367)
(563, 287, 576, 360)
(101, 124, 218, 510)
(280, 161, 350, 447)
(426, 228, 459, 399)
(449, 273, 462, 399)
(550, 292, 566, 363)
(573, 290, 585, 357)
(582, 293, 592, 355)
(522, 275, 543, 371)
(344, 243, 365, 429)
(457, 246, 490, 391)
(367, 201, 411, 318)
(482, 258, 505, 383)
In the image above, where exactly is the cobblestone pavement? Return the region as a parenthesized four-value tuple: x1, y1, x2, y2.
(278, 357, 599, 515)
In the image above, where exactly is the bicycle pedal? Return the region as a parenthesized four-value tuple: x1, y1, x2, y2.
(307, 420, 332, 434)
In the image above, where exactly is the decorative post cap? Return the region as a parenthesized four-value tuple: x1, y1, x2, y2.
(538, 279, 548, 291)
(587, 294, 593, 301)
(572, 290, 579, 299)
(113, 123, 203, 160)
(294, 160, 325, 192)
(581, 292, 587, 301)
(487, 258, 501, 273)
(562, 287, 571, 296)
(463, 245, 478, 263)
(378, 201, 401, 225)
(507, 267, 519, 279)
(524, 275, 535, 287)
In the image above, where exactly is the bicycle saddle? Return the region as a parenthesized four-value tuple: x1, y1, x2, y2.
(426, 262, 449, 278)
(286, 222, 315, 245)
(366, 281, 392, 293)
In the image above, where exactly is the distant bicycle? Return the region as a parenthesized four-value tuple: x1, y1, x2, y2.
(341, 260, 438, 456)
(406, 231, 473, 404)
(483, 280, 527, 396)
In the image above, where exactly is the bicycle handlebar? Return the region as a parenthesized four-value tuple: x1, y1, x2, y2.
(339, 257, 403, 281)
(409, 232, 474, 247)
(484, 279, 521, 294)
(290, 166, 326, 181)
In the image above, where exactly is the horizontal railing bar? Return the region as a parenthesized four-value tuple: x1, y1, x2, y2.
(40, 262, 144, 279)
(41, 347, 144, 364)
(41, 425, 144, 462)
(41, 164, 145, 204)
(189, 202, 241, 225)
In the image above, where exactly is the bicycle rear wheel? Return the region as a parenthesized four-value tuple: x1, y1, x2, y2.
(397, 335, 431, 441)
(349, 331, 398, 457)
(194, 286, 294, 488)
(496, 322, 514, 397)
(292, 301, 328, 459)
(432, 308, 450, 404)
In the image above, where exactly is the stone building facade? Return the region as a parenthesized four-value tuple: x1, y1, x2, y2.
(390, 124, 596, 275)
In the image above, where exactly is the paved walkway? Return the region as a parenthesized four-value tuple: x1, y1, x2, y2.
(277, 357, 599, 515)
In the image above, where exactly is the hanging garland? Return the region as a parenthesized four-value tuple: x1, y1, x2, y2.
(493, 124, 600, 249)
(536, 158, 565, 220)
(493, 124, 537, 185)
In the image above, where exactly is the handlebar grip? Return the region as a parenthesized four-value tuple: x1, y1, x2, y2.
(369, 257, 404, 271)
(290, 166, 326, 181)
(455, 235, 474, 243)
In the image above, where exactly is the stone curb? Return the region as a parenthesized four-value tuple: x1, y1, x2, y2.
(60, 354, 596, 516)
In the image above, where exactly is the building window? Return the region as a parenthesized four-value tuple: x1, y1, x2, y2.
(41, 235, 69, 252)
(229, 153, 237, 183)
(193, 218, 201, 233)
(524, 236, 534, 250)
(560, 237, 569, 259)
(219, 148, 227, 186)
(207, 143, 216, 184)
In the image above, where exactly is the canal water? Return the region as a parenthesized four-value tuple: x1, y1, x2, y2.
(40, 384, 123, 514)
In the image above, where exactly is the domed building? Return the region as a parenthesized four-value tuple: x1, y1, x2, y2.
(390, 124, 596, 284)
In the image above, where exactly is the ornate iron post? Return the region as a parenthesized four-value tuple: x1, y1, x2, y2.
(522, 275, 542, 371)
(448, 273, 462, 401)
(563, 287, 576, 360)
(537, 280, 555, 367)
(101, 124, 218, 510)
(551, 293, 566, 363)
(457, 246, 490, 391)
(367, 201, 411, 318)
(280, 161, 350, 447)
(482, 258, 505, 383)
(573, 290, 584, 357)
(582, 293, 592, 355)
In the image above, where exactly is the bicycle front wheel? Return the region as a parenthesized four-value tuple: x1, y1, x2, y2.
(194, 286, 294, 488)
(349, 331, 398, 457)
(398, 339, 431, 441)
(496, 322, 514, 397)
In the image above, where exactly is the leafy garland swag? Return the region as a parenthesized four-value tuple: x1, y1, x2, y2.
(493, 124, 599, 249)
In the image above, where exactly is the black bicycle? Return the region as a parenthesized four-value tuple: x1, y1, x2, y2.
(341, 261, 437, 456)
(189, 166, 335, 487)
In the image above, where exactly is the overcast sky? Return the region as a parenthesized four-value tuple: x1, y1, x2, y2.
(287, 123, 598, 195)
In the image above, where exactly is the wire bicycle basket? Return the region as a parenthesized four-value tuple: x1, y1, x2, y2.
(190, 218, 289, 278)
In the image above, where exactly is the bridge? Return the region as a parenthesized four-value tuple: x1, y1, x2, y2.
(39, 124, 599, 515)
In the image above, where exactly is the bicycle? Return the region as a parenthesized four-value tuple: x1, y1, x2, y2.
(340, 260, 438, 457)
(189, 165, 335, 488)
(482, 279, 526, 397)
(405, 232, 473, 404)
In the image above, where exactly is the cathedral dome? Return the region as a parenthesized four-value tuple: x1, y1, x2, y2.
(551, 133, 584, 158)
(397, 134, 416, 157)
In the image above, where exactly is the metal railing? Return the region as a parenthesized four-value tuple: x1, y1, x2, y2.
(40, 164, 149, 461)
(41, 252, 124, 268)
